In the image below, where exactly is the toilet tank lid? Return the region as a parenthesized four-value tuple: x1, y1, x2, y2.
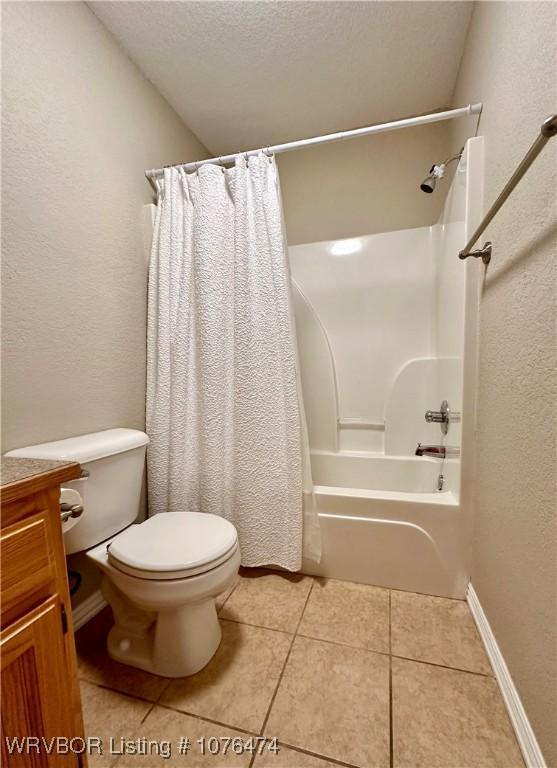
(5, 428, 149, 464)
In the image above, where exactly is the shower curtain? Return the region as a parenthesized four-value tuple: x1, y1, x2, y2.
(146, 154, 320, 571)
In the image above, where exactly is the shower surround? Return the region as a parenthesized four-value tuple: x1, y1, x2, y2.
(291, 138, 484, 598)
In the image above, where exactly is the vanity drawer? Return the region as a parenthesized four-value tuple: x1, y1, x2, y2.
(1, 510, 57, 627)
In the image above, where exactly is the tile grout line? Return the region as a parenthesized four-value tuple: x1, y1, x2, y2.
(289, 632, 493, 679)
(294, 578, 315, 636)
(389, 590, 394, 768)
(155, 678, 172, 705)
(271, 740, 365, 768)
(156, 701, 259, 737)
(139, 702, 156, 725)
(390, 654, 493, 678)
(80, 678, 165, 707)
(253, 577, 316, 765)
(217, 577, 241, 615)
(296, 631, 389, 656)
(110, 699, 158, 767)
(218, 616, 295, 636)
(389, 586, 468, 603)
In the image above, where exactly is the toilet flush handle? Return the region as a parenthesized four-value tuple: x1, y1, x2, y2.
(60, 502, 84, 523)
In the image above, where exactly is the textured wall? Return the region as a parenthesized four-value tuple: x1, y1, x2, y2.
(450, 3, 556, 764)
(279, 121, 451, 245)
(1, 1, 208, 451)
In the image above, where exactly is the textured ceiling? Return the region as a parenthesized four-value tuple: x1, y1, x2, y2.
(90, 1, 473, 156)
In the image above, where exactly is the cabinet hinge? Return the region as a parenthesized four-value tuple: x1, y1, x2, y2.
(61, 605, 68, 634)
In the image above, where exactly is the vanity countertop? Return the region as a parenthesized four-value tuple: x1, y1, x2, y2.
(1, 457, 81, 502)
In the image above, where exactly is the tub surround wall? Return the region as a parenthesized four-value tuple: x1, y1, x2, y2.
(292, 284, 340, 452)
(290, 226, 436, 453)
(1, 1, 208, 452)
(449, 3, 557, 764)
(291, 140, 477, 463)
(433, 149, 467, 359)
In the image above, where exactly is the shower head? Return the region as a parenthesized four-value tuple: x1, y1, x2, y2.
(420, 166, 442, 193)
(420, 148, 464, 193)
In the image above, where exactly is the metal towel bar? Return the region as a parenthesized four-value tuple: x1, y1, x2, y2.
(459, 114, 557, 265)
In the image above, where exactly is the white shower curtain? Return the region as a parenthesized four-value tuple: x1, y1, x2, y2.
(146, 154, 320, 571)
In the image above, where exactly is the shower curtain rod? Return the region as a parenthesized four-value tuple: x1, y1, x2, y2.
(145, 102, 482, 186)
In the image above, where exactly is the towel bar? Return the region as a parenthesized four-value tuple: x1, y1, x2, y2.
(459, 114, 557, 265)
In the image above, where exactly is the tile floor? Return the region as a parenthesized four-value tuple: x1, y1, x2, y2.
(77, 570, 524, 768)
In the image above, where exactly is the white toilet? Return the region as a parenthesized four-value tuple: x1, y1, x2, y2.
(6, 428, 241, 677)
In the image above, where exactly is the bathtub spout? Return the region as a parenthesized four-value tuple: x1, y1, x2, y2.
(415, 443, 460, 458)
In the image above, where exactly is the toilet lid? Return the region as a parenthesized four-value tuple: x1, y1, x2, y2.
(107, 512, 238, 579)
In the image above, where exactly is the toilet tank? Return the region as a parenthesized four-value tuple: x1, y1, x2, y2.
(6, 429, 149, 555)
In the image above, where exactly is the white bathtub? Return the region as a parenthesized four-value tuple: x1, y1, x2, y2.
(302, 451, 468, 598)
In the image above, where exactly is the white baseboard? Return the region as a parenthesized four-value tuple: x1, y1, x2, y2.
(467, 583, 546, 768)
(72, 589, 107, 631)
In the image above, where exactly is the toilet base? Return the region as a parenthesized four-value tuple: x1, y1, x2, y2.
(100, 575, 224, 677)
(106, 597, 222, 677)
(89, 538, 241, 678)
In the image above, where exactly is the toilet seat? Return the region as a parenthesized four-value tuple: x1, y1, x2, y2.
(107, 512, 238, 580)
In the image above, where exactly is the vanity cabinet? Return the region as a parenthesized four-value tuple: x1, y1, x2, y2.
(1, 460, 87, 767)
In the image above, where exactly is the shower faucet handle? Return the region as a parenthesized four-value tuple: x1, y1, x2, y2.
(425, 409, 447, 424)
(425, 399, 450, 426)
(424, 400, 461, 435)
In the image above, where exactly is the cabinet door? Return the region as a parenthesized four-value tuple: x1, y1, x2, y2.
(1, 597, 79, 767)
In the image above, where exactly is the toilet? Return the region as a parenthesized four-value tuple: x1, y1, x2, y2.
(6, 428, 241, 677)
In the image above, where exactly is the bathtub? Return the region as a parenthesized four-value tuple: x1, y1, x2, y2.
(302, 450, 469, 598)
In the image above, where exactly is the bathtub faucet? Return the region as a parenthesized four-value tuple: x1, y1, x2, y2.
(415, 443, 460, 458)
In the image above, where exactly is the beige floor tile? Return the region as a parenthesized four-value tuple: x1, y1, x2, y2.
(77, 608, 169, 702)
(298, 578, 389, 653)
(254, 745, 339, 768)
(391, 591, 492, 674)
(392, 657, 524, 768)
(114, 706, 251, 767)
(266, 636, 390, 768)
(161, 620, 291, 733)
(80, 681, 152, 767)
(219, 568, 313, 632)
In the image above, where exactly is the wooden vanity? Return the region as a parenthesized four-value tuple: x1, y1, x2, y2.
(1, 458, 87, 767)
